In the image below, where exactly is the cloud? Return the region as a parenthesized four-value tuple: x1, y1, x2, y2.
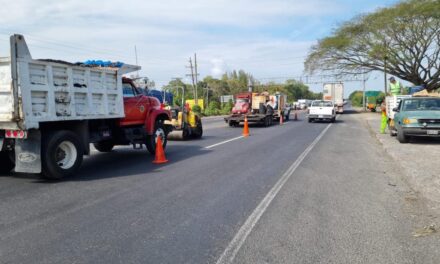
(0, 0, 394, 92)
(0, 0, 342, 28)
(210, 58, 227, 78)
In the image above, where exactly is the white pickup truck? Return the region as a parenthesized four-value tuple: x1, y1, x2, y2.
(308, 100, 336, 123)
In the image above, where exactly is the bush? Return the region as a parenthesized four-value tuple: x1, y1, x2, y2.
(204, 108, 219, 116)
(208, 101, 221, 111)
(192, 105, 202, 114)
(220, 101, 234, 115)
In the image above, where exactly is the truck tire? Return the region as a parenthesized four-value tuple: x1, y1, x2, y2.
(228, 120, 238, 127)
(41, 130, 84, 180)
(146, 120, 168, 155)
(0, 151, 15, 174)
(397, 129, 409, 143)
(93, 141, 114, 152)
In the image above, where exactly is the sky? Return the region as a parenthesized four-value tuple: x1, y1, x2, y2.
(0, 0, 400, 96)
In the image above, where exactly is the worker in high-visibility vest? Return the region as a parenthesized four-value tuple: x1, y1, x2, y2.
(389, 77, 403, 95)
(380, 100, 387, 134)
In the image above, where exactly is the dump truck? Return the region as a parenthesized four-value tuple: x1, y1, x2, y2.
(323, 83, 344, 114)
(224, 92, 288, 127)
(0, 34, 172, 179)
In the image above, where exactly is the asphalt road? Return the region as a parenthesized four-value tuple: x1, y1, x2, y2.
(1, 110, 439, 264)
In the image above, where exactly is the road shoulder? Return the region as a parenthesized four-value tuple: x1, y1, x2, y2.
(360, 110, 440, 212)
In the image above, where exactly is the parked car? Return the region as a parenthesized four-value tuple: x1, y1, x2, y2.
(393, 97, 440, 143)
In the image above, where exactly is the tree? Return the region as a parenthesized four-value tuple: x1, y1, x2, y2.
(349, 91, 364, 107)
(162, 78, 191, 106)
(305, 0, 440, 91)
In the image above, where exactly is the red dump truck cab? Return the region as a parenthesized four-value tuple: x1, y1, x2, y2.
(120, 77, 171, 135)
(231, 92, 252, 114)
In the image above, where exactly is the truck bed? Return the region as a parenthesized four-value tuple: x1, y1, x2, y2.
(0, 35, 140, 130)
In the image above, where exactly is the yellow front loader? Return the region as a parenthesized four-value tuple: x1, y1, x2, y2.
(165, 105, 203, 140)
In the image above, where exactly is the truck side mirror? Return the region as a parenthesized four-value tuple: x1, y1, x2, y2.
(392, 107, 399, 112)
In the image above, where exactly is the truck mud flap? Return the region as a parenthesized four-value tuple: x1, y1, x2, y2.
(15, 130, 41, 174)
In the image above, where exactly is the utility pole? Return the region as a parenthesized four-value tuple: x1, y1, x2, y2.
(186, 57, 197, 105)
(362, 70, 367, 111)
(383, 41, 388, 95)
(134, 45, 139, 78)
(194, 53, 199, 105)
(206, 86, 210, 108)
(248, 75, 253, 92)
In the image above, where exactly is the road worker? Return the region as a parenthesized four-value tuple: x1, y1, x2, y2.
(380, 99, 387, 134)
(389, 77, 403, 95)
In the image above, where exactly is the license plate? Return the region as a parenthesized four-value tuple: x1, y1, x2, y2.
(427, 130, 438, 135)
(318, 115, 323, 118)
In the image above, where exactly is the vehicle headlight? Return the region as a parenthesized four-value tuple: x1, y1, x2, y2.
(402, 118, 417, 125)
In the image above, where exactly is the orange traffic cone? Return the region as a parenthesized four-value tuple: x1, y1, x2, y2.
(243, 116, 250, 137)
(152, 136, 168, 164)
(294, 111, 298, 121)
(280, 114, 284, 125)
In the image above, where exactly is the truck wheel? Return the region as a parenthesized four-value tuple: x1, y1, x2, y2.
(146, 120, 168, 155)
(0, 151, 15, 174)
(93, 141, 114, 152)
(229, 121, 239, 127)
(397, 130, 409, 143)
(41, 131, 84, 180)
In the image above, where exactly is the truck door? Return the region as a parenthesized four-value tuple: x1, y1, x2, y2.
(120, 83, 149, 126)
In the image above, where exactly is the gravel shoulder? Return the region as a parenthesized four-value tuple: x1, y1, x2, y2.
(360, 110, 440, 212)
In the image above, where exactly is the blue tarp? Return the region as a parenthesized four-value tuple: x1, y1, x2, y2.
(409, 85, 425, 95)
(148, 90, 174, 105)
(82, 60, 124, 68)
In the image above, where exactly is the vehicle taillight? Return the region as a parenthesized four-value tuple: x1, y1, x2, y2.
(5, 130, 27, 139)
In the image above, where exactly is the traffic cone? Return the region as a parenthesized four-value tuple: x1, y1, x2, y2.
(243, 116, 250, 137)
(294, 111, 298, 121)
(280, 114, 284, 125)
(152, 136, 168, 164)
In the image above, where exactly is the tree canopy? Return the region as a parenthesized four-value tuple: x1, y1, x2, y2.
(305, 0, 440, 91)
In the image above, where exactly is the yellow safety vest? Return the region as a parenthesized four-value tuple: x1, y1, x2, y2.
(389, 82, 402, 95)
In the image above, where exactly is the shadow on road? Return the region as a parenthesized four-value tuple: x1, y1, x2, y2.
(406, 137, 440, 145)
(1, 144, 211, 183)
(341, 109, 360, 115)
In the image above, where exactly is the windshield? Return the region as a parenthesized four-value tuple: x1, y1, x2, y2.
(236, 99, 249, 104)
(311, 101, 333, 107)
(402, 98, 440, 111)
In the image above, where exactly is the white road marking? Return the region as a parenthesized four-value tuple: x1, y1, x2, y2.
(205, 136, 245, 149)
(216, 123, 333, 264)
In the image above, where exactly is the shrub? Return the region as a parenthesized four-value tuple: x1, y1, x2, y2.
(192, 105, 202, 114)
